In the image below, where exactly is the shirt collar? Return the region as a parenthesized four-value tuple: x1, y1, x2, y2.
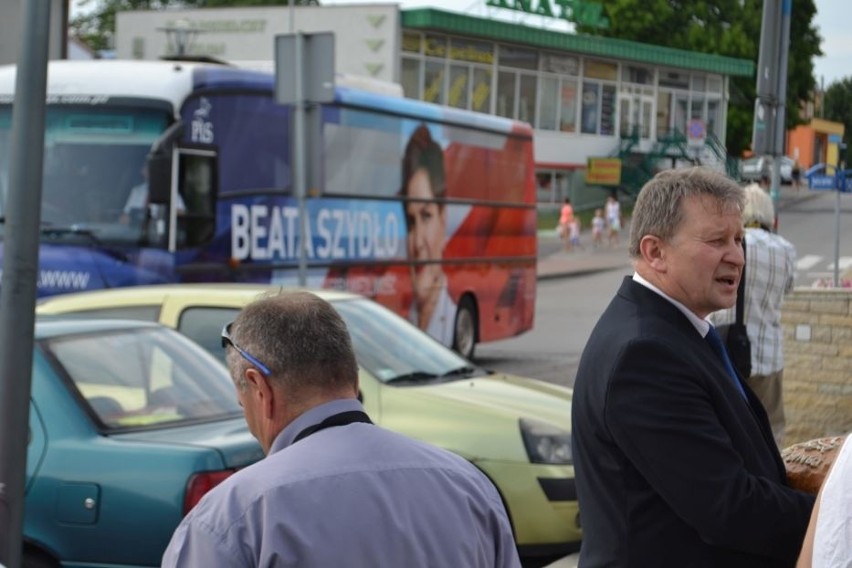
(632, 272, 712, 337)
(269, 398, 365, 455)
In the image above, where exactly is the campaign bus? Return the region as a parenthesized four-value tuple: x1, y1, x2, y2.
(0, 60, 536, 358)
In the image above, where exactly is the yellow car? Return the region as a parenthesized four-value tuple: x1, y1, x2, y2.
(38, 284, 581, 559)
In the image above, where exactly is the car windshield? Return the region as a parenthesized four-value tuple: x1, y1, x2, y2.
(41, 325, 242, 430)
(333, 298, 485, 384)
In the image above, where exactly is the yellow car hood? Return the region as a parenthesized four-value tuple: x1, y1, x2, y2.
(373, 372, 572, 463)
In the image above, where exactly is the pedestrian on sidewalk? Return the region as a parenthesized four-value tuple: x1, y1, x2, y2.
(605, 194, 621, 246)
(558, 197, 575, 251)
(569, 217, 583, 251)
(591, 208, 604, 247)
(709, 182, 796, 448)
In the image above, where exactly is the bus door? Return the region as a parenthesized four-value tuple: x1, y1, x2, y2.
(172, 148, 217, 252)
(149, 146, 218, 252)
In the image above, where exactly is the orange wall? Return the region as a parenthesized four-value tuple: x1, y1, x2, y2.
(787, 127, 815, 168)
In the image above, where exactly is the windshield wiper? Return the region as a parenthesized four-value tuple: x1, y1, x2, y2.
(40, 224, 128, 262)
(438, 365, 483, 379)
(41, 223, 102, 244)
(384, 371, 440, 385)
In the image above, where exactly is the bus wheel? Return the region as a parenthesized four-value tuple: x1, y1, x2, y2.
(453, 295, 478, 360)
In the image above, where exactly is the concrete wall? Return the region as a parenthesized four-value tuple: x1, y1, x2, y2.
(115, 5, 400, 84)
(0, 0, 68, 65)
(783, 287, 852, 444)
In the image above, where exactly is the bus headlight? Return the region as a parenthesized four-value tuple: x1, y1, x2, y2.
(520, 418, 572, 465)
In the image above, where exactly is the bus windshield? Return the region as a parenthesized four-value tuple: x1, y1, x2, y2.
(0, 104, 170, 244)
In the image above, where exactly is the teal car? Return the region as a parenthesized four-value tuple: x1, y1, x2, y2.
(23, 317, 264, 568)
(38, 285, 581, 560)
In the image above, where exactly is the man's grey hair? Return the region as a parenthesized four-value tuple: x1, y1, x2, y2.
(226, 291, 358, 394)
(741, 182, 776, 229)
(628, 167, 745, 258)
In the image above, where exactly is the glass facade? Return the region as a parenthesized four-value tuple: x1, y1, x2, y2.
(400, 31, 726, 143)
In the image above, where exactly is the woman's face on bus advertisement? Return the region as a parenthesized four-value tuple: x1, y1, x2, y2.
(405, 168, 446, 303)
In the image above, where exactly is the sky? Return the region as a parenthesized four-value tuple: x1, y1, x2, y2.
(71, 0, 850, 86)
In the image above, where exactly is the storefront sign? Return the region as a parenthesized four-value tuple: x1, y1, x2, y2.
(586, 158, 621, 186)
(485, 0, 609, 30)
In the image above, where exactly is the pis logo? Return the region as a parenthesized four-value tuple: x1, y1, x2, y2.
(191, 97, 214, 143)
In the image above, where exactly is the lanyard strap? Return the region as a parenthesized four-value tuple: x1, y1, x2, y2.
(292, 410, 373, 444)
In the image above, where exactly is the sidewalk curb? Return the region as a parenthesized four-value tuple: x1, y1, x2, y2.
(537, 262, 630, 281)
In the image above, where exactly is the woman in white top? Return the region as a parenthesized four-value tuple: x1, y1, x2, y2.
(797, 434, 852, 567)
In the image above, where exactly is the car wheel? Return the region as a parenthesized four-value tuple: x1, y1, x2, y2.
(453, 295, 477, 360)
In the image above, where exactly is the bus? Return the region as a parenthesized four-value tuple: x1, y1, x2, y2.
(0, 60, 536, 358)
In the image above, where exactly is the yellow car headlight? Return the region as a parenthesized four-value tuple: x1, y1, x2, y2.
(520, 418, 572, 465)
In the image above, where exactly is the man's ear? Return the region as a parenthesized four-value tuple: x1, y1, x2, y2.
(245, 368, 275, 419)
(639, 234, 667, 271)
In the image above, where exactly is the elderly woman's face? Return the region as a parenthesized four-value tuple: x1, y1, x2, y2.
(405, 168, 446, 303)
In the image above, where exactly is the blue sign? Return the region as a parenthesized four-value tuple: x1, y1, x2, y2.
(809, 175, 837, 190)
(829, 134, 842, 144)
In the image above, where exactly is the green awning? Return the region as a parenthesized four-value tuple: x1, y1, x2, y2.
(402, 9, 754, 78)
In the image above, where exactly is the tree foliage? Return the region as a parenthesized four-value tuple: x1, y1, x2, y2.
(576, 0, 822, 157)
(824, 79, 852, 164)
(71, 0, 316, 52)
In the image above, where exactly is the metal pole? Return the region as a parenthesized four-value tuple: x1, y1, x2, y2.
(0, 0, 52, 565)
(833, 149, 844, 287)
(833, 188, 840, 287)
(287, 1, 307, 286)
(294, 32, 308, 286)
(772, 0, 792, 206)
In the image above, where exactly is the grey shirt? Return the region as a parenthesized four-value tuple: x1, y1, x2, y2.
(162, 399, 520, 568)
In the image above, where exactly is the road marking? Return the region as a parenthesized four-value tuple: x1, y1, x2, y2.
(827, 257, 852, 271)
(796, 255, 823, 271)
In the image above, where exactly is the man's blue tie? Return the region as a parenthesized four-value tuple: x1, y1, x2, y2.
(705, 326, 748, 401)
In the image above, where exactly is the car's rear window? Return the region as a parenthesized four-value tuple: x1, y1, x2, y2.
(42, 326, 241, 430)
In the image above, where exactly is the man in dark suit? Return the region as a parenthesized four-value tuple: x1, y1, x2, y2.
(572, 167, 814, 567)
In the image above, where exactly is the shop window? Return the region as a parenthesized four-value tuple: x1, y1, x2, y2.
(471, 67, 492, 113)
(539, 76, 559, 130)
(519, 74, 537, 125)
(423, 60, 445, 105)
(497, 71, 516, 118)
(448, 65, 469, 109)
(424, 34, 447, 58)
(581, 82, 600, 134)
(584, 59, 617, 81)
(402, 31, 422, 54)
(401, 57, 421, 100)
(707, 75, 723, 94)
(449, 38, 494, 65)
(560, 80, 578, 132)
(657, 91, 672, 137)
(622, 65, 653, 85)
(600, 84, 616, 136)
(499, 45, 538, 70)
(660, 69, 690, 89)
(542, 53, 579, 75)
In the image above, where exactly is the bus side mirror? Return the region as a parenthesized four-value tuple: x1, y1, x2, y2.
(147, 152, 171, 205)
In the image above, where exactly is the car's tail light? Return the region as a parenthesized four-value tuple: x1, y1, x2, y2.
(184, 470, 236, 515)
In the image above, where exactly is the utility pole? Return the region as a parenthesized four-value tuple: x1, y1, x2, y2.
(0, 1, 52, 565)
(752, 0, 792, 205)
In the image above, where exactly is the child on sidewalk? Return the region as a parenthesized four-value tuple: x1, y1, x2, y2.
(569, 218, 583, 251)
(591, 208, 604, 247)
